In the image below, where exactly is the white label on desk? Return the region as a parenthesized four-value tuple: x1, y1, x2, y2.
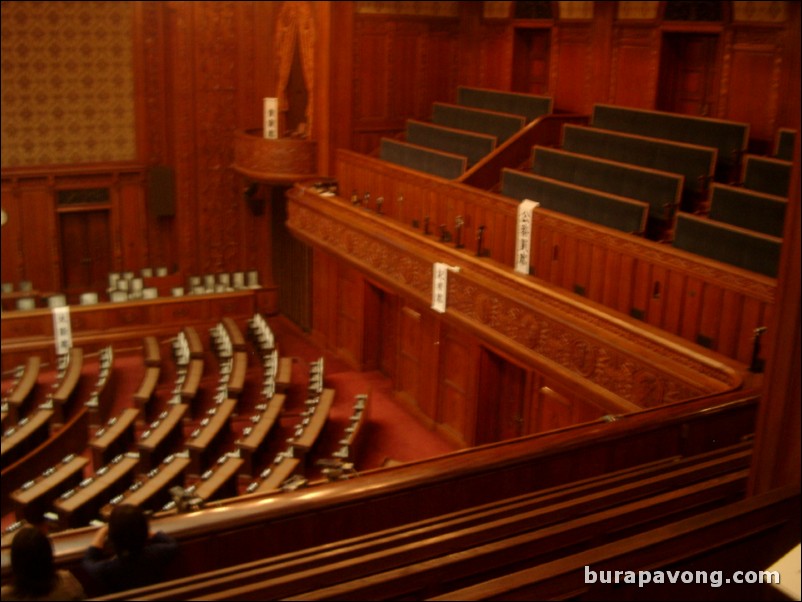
(52, 305, 73, 355)
(432, 263, 460, 314)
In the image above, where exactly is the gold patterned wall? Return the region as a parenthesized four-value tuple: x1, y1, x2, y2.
(1, 1, 136, 167)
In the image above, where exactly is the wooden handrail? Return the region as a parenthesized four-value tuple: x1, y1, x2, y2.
(0, 390, 758, 580)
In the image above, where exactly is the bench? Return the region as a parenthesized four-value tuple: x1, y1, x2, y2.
(180, 358, 204, 409)
(531, 146, 683, 239)
(11, 453, 88, 523)
(52, 452, 139, 529)
(708, 183, 787, 238)
(405, 120, 497, 167)
(501, 170, 649, 235)
(236, 393, 287, 477)
(379, 138, 467, 180)
(137, 403, 188, 471)
(562, 124, 716, 212)
(741, 154, 792, 197)
(432, 102, 527, 144)
(100, 452, 191, 519)
(773, 127, 795, 161)
(225, 351, 248, 398)
(89, 407, 140, 468)
(673, 213, 782, 278)
(456, 86, 553, 123)
(591, 103, 749, 183)
(185, 398, 237, 475)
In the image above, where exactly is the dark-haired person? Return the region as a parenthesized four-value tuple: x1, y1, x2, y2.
(1, 525, 85, 601)
(81, 504, 178, 594)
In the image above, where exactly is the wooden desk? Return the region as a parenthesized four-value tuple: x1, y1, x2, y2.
(185, 399, 236, 475)
(192, 455, 244, 503)
(253, 456, 301, 494)
(180, 359, 204, 404)
(222, 317, 247, 352)
(236, 394, 286, 477)
(5, 356, 41, 418)
(183, 326, 204, 359)
(275, 357, 293, 393)
(100, 454, 191, 519)
(11, 455, 88, 522)
(133, 366, 160, 422)
(1, 409, 53, 470)
(143, 336, 161, 367)
(89, 408, 139, 468)
(52, 453, 139, 528)
(291, 388, 335, 458)
(51, 348, 84, 425)
(137, 404, 188, 470)
(227, 351, 248, 397)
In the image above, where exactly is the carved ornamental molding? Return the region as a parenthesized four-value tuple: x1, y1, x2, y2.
(288, 186, 743, 410)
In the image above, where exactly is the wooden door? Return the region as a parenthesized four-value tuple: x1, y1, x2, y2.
(475, 348, 527, 445)
(657, 33, 719, 116)
(512, 28, 551, 94)
(59, 210, 111, 294)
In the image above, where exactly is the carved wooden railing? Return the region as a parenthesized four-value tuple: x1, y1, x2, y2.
(333, 152, 777, 365)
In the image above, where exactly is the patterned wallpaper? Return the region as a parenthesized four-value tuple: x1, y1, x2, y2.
(1, 1, 136, 168)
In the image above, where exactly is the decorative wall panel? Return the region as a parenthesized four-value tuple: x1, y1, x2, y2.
(1, 1, 136, 167)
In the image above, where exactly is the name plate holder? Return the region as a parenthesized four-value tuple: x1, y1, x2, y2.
(515, 199, 539, 275)
(432, 263, 460, 314)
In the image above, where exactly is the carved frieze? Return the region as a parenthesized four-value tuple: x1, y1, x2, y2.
(288, 187, 738, 409)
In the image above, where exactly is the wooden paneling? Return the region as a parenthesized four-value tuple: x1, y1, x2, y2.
(610, 26, 659, 108)
(552, 25, 595, 113)
(722, 27, 785, 145)
(437, 326, 478, 446)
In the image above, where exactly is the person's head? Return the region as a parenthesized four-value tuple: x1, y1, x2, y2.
(108, 504, 148, 557)
(10, 525, 57, 596)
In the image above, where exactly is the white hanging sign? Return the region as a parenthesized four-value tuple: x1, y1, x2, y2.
(432, 263, 460, 314)
(263, 97, 279, 139)
(51, 305, 73, 355)
(515, 199, 539, 275)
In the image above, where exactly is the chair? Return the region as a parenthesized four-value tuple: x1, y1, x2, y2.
(16, 297, 36, 310)
(232, 272, 245, 289)
(143, 287, 158, 300)
(80, 292, 99, 305)
(2, 282, 13, 293)
(172, 287, 185, 297)
(141, 267, 154, 278)
(47, 294, 67, 308)
(156, 266, 169, 277)
(246, 270, 260, 288)
(18, 280, 33, 292)
(203, 274, 216, 291)
(110, 290, 128, 303)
